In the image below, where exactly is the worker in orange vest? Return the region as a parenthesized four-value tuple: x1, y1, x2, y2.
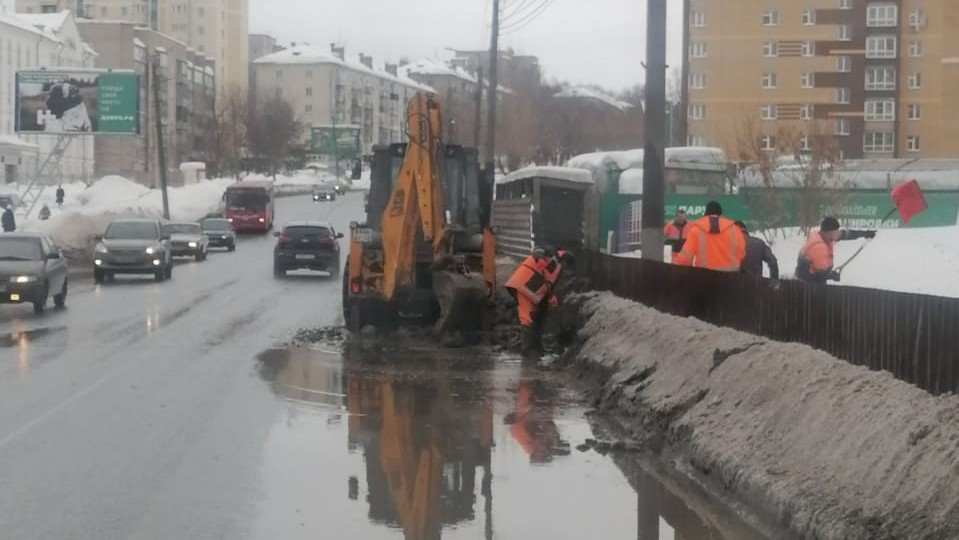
(663, 209, 688, 263)
(796, 217, 876, 283)
(505, 246, 572, 355)
(674, 201, 746, 271)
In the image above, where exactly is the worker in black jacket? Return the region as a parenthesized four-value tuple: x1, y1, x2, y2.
(734, 221, 779, 279)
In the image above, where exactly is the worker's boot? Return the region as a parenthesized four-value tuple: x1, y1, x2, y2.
(520, 326, 543, 358)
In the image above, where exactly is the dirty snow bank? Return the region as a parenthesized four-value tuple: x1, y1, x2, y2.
(568, 292, 959, 540)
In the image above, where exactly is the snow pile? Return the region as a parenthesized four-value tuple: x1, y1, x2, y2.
(766, 226, 959, 297)
(497, 166, 594, 186)
(555, 86, 632, 111)
(570, 292, 959, 540)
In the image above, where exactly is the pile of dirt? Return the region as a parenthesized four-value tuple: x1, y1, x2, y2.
(561, 291, 959, 540)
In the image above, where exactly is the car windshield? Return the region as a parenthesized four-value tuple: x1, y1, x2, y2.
(164, 224, 201, 235)
(104, 221, 159, 240)
(226, 188, 270, 209)
(0, 237, 42, 261)
(202, 219, 231, 231)
(285, 226, 331, 239)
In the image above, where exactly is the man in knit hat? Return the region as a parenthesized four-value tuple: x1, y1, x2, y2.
(674, 201, 746, 271)
(796, 216, 876, 284)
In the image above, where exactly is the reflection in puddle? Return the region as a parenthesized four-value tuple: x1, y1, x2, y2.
(254, 345, 772, 540)
(0, 326, 66, 348)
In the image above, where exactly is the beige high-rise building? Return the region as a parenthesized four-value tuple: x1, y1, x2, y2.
(17, 0, 248, 95)
(687, 0, 959, 159)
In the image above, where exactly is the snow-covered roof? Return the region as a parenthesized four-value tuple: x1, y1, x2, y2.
(497, 166, 594, 186)
(204, 66, 214, 75)
(0, 11, 60, 41)
(567, 149, 646, 172)
(739, 159, 959, 191)
(555, 86, 632, 112)
(255, 45, 431, 91)
(568, 147, 727, 174)
(401, 58, 477, 83)
(155, 46, 167, 53)
(619, 168, 644, 195)
(16, 10, 70, 31)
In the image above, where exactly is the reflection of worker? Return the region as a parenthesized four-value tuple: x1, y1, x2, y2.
(45, 82, 92, 133)
(39, 205, 51, 221)
(504, 246, 572, 355)
(2, 205, 16, 233)
(55, 185, 65, 208)
(663, 209, 688, 263)
(506, 377, 565, 463)
(796, 217, 876, 284)
(674, 201, 746, 271)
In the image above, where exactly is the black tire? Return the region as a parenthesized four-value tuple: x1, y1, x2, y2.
(154, 268, 165, 282)
(165, 261, 173, 279)
(53, 279, 68, 308)
(228, 243, 236, 252)
(195, 251, 204, 262)
(93, 269, 105, 284)
(273, 262, 285, 277)
(33, 283, 49, 314)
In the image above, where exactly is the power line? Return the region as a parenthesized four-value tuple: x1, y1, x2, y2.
(500, 0, 554, 34)
(501, 0, 537, 22)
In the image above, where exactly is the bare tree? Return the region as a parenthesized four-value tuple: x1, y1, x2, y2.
(199, 86, 248, 179)
(247, 96, 304, 179)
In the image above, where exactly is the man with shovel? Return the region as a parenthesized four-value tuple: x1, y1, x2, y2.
(796, 217, 876, 284)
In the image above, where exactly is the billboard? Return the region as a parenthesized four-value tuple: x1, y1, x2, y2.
(15, 70, 140, 134)
(310, 125, 361, 158)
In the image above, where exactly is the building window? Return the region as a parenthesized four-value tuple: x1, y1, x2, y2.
(836, 87, 850, 104)
(864, 132, 895, 152)
(840, 0, 852, 9)
(762, 10, 779, 26)
(865, 100, 896, 121)
(306, 87, 312, 96)
(801, 41, 815, 57)
(909, 41, 922, 57)
(907, 135, 921, 152)
(837, 56, 851, 73)
(800, 135, 811, 152)
(762, 41, 778, 57)
(761, 135, 776, 150)
(837, 119, 850, 136)
(761, 104, 777, 120)
(761, 72, 778, 89)
(866, 4, 898, 27)
(865, 66, 897, 90)
(908, 103, 921, 120)
(909, 9, 925, 29)
(305, 104, 312, 113)
(838, 24, 852, 41)
(691, 11, 706, 27)
(198, 6, 205, 16)
(801, 72, 814, 89)
(305, 69, 313, 78)
(690, 42, 707, 58)
(690, 73, 706, 89)
(866, 36, 897, 59)
(800, 104, 814, 121)
(198, 25, 205, 35)
(908, 72, 922, 89)
(100, 6, 106, 15)
(276, 70, 283, 78)
(802, 9, 815, 25)
(688, 104, 705, 120)
(121, 6, 128, 15)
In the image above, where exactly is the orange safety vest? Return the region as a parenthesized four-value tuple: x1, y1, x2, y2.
(798, 231, 834, 276)
(505, 254, 562, 304)
(674, 215, 746, 271)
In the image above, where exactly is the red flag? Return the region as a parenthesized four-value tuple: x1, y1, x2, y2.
(891, 179, 927, 225)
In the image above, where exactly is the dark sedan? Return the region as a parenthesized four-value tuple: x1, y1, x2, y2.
(0, 233, 68, 313)
(312, 185, 337, 202)
(273, 221, 342, 277)
(201, 218, 236, 251)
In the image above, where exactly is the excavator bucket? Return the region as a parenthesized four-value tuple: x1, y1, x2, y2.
(432, 270, 489, 333)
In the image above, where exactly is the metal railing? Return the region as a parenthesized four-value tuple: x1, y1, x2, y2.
(580, 251, 959, 395)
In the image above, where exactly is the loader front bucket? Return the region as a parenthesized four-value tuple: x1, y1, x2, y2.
(432, 270, 489, 333)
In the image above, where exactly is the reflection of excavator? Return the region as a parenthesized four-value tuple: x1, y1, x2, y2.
(346, 352, 494, 540)
(342, 91, 497, 333)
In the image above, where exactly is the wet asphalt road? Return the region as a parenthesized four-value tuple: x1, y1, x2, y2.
(0, 193, 770, 540)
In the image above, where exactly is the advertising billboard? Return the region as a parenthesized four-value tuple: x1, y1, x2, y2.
(15, 70, 140, 135)
(310, 125, 361, 158)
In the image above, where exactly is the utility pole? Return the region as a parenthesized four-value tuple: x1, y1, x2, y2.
(484, 0, 500, 179)
(677, 0, 691, 147)
(152, 55, 170, 220)
(474, 66, 484, 149)
(641, 0, 667, 262)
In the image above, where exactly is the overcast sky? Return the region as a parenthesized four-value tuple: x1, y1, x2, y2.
(249, 0, 686, 93)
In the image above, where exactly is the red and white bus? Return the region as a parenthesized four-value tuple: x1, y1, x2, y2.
(224, 180, 275, 232)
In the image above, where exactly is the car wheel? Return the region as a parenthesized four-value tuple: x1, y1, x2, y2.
(166, 262, 173, 280)
(33, 282, 49, 314)
(53, 279, 68, 308)
(228, 243, 236, 252)
(93, 268, 105, 284)
(195, 250, 204, 262)
(273, 262, 285, 277)
(155, 267, 165, 282)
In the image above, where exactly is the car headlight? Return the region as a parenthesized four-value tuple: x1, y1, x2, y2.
(145, 247, 156, 255)
(10, 276, 38, 284)
(95, 244, 108, 254)
(188, 241, 198, 248)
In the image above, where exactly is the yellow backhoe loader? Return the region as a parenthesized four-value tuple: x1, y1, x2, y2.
(342, 91, 497, 333)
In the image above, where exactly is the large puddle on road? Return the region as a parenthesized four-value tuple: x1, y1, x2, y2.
(253, 343, 774, 540)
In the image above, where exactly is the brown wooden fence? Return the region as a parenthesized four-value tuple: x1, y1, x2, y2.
(580, 251, 959, 395)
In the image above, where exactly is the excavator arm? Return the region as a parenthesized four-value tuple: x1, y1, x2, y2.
(380, 91, 447, 301)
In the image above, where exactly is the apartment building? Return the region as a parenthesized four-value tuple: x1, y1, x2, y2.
(252, 45, 431, 154)
(18, 0, 247, 95)
(78, 19, 215, 185)
(687, 0, 959, 159)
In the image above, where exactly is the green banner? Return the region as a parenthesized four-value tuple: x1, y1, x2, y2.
(310, 126, 361, 158)
(96, 72, 140, 134)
